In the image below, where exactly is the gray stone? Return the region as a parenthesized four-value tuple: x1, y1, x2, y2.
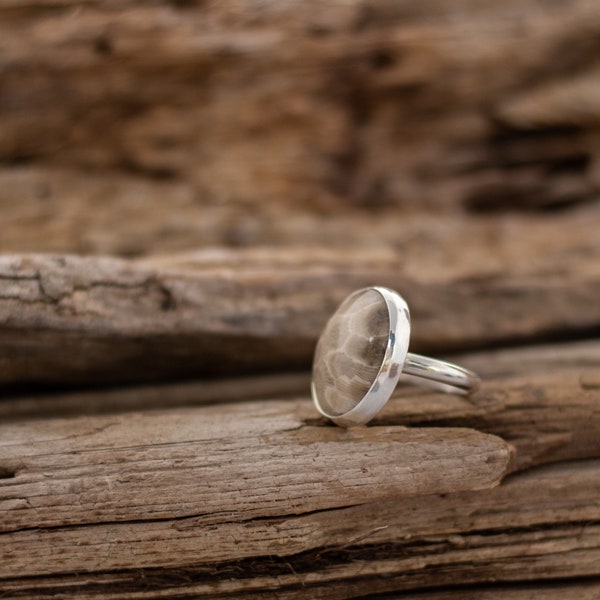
(312, 289, 389, 416)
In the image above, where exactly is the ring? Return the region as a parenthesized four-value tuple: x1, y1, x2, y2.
(311, 286, 481, 427)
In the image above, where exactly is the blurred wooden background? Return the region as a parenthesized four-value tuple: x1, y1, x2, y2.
(1, 1, 599, 598)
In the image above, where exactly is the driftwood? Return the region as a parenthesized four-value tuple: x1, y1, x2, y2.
(1, 0, 600, 255)
(1, 250, 600, 388)
(0, 338, 599, 422)
(1, 343, 600, 597)
(1, 0, 600, 597)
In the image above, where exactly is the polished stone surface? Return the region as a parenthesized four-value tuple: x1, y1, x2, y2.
(312, 288, 389, 416)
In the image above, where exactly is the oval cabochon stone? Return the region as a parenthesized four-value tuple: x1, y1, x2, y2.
(312, 288, 390, 416)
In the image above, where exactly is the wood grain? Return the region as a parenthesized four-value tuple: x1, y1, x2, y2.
(2, 340, 600, 597)
(0, 405, 512, 537)
(1, 1, 599, 597)
(1, 251, 599, 388)
(0, 416, 597, 597)
(0, 0, 599, 229)
(1, 338, 598, 421)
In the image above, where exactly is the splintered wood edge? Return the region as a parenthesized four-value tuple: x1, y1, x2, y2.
(0, 402, 513, 538)
(0, 459, 598, 597)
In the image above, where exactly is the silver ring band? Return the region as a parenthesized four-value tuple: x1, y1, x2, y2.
(402, 353, 481, 395)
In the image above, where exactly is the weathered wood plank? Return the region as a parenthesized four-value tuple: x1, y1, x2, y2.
(1, 344, 599, 475)
(0, 405, 512, 536)
(1, 166, 600, 260)
(1, 459, 598, 598)
(1, 251, 599, 387)
(2, 338, 599, 421)
(0, 0, 599, 218)
(3, 333, 599, 597)
(0, 372, 311, 420)
(2, 349, 600, 594)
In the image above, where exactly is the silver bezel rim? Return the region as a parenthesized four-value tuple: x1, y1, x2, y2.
(311, 286, 411, 427)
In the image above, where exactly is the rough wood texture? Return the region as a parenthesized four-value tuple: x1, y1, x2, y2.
(2, 339, 600, 597)
(2, 0, 600, 597)
(0, 372, 311, 421)
(1, 0, 600, 252)
(3, 473, 600, 600)
(1, 250, 599, 388)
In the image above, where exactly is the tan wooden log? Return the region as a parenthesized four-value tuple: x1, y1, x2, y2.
(1, 165, 600, 260)
(1, 341, 598, 470)
(0, 0, 599, 226)
(2, 337, 600, 597)
(2, 2, 600, 597)
(0, 403, 598, 597)
(0, 406, 512, 535)
(1, 251, 600, 387)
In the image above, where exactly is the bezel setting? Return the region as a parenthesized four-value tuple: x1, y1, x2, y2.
(311, 286, 411, 427)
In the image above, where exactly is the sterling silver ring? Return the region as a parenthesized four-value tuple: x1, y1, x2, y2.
(311, 286, 481, 427)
